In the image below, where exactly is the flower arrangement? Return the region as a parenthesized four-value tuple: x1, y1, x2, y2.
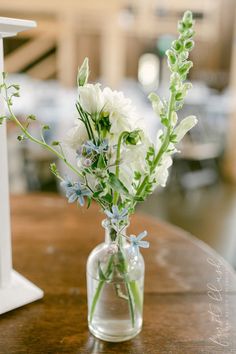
(1, 10, 197, 341)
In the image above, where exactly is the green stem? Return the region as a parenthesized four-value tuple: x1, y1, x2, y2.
(134, 92, 175, 202)
(4, 84, 108, 211)
(6, 98, 83, 178)
(118, 248, 136, 327)
(129, 280, 142, 314)
(89, 255, 114, 323)
(89, 280, 104, 323)
(113, 131, 127, 205)
(125, 280, 135, 328)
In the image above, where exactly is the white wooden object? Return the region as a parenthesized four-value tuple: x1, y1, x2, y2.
(0, 17, 43, 314)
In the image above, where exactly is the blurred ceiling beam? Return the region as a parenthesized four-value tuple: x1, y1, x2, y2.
(26, 53, 56, 80)
(0, 0, 119, 14)
(57, 12, 78, 87)
(0, 0, 226, 87)
(5, 35, 55, 72)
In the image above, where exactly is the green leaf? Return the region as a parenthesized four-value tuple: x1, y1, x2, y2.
(28, 114, 36, 121)
(103, 193, 112, 203)
(87, 197, 92, 209)
(0, 116, 5, 125)
(52, 141, 60, 146)
(108, 172, 129, 195)
(134, 171, 142, 180)
(42, 125, 50, 130)
(98, 261, 108, 281)
(12, 84, 20, 90)
(161, 117, 169, 127)
(134, 196, 145, 202)
(97, 154, 106, 169)
(93, 190, 102, 198)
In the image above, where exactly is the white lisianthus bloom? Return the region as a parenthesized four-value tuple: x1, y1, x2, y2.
(175, 115, 197, 142)
(103, 87, 139, 135)
(78, 83, 104, 114)
(64, 121, 88, 150)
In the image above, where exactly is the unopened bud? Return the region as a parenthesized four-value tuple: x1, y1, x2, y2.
(77, 57, 89, 87)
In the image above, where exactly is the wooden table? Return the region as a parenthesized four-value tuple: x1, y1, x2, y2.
(1, 194, 236, 354)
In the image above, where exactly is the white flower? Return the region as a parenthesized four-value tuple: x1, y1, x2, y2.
(103, 87, 139, 135)
(118, 132, 152, 193)
(64, 121, 88, 149)
(155, 154, 173, 187)
(148, 92, 164, 117)
(78, 83, 104, 114)
(175, 115, 197, 142)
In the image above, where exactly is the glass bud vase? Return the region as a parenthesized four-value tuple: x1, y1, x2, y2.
(86, 219, 145, 342)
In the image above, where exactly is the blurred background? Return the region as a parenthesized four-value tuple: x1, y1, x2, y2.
(2, 0, 236, 266)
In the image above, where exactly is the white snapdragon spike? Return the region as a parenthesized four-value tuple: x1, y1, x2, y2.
(148, 92, 164, 118)
(171, 111, 178, 127)
(175, 115, 197, 142)
(155, 154, 173, 187)
(155, 129, 164, 151)
(78, 83, 104, 114)
(64, 120, 88, 149)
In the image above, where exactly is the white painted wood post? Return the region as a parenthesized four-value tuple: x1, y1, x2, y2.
(0, 17, 43, 314)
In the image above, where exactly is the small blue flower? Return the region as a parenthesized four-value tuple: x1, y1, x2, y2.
(61, 178, 91, 206)
(60, 176, 74, 197)
(104, 205, 128, 224)
(84, 140, 108, 154)
(129, 231, 149, 256)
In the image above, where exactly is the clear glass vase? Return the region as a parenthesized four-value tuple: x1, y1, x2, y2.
(86, 219, 145, 342)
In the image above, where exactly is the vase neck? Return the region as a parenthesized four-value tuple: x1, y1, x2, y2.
(102, 219, 129, 245)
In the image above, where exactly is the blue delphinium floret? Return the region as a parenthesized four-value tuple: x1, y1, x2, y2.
(105, 205, 128, 224)
(61, 177, 91, 206)
(84, 139, 108, 154)
(129, 231, 149, 256)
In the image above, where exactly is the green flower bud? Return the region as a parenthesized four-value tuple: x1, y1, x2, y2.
(183, 29, 195, 40)
(178, 61, 193, 77)
(178, 20, 186, 33)
(166, 49, 177, 65)
(182, 82, 192, 94)
(172, 40, 183, 53)
(179, 51, 189, 61)
(124, 130, 141, 145)
(175, 92, 183, 101)
(77, 57, 89, 87)
(183, 10, 193, 25)
(184, 40, 194, 51)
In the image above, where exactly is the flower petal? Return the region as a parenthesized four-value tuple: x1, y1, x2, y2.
(68, 193, 77, 203)
(137, 240, 150, 248)
(136, 231, 148, 241)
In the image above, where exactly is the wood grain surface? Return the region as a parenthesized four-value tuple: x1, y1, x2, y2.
(0, 194, 236, 354)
